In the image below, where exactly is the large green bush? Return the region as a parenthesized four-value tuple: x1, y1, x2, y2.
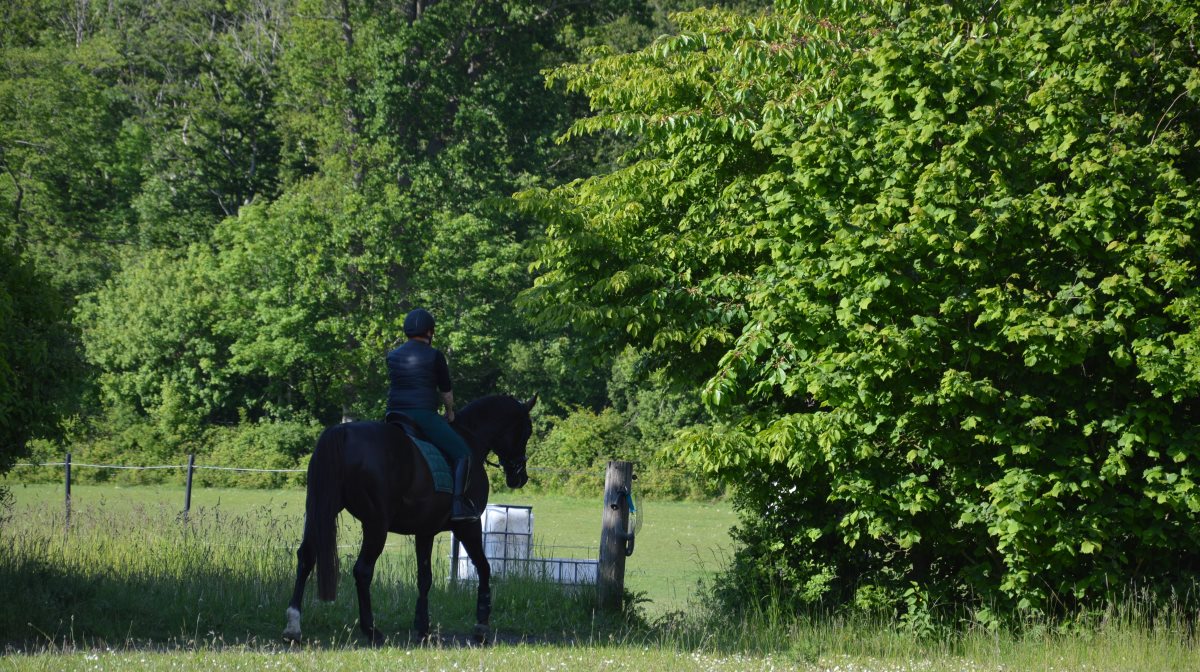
(16, 419, 317, 489)
(520, 347, 721, 500)
(523, 0, 1200, 615)
(531, 406, 636, 495)
(197, 420, 318, 488)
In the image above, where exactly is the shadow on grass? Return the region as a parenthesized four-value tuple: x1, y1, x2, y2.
(6, 501, 1199, 672)
(0, 502, 643, 654)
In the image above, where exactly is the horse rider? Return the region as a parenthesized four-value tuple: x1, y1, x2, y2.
(385, 308, 478, 522)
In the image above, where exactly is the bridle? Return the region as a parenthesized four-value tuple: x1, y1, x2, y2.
(487, 453, 527, 474)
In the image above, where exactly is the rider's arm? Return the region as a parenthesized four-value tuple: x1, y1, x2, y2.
(434, 350, 455, 422)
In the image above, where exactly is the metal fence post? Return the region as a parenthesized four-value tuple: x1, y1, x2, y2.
(64, 452, 72, 531)
(183, 453, 196, 519)
(450, 534, 461, 583)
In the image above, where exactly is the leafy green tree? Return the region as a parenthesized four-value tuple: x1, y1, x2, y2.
(522, 0, 1200, 614)
(78, 246, 232, 442)
(0, 37, 140, 295)
(0, 0, 60, 50)
(531, 406, 638, 494)
(0, 245, 73, 478)
(6, 0, 797, 487)
(246, 0, 651, 417)
(87, 0, 289, 246)
(2, 0, 288, 299)
(77, 175, 403, 448)
(66, 0, 654, 450)
(128, 0, 288, 246)
(521, 346, 718, 499)
(407, 212, 532, 399)
(2, 0, 293, 470)
(607, 346, 717, 498)
(213, 175, 409, 423)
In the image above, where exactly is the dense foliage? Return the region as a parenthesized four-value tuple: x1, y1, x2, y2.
(521, 0, 1200, 615)
(0, 248, 73, 475)
(9, 0, 1198, 620)
(1, 0, 731, 498)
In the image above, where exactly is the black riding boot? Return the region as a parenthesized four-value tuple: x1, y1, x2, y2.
(450, 458, 478, 522)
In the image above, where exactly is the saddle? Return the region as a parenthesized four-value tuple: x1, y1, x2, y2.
(385, 412, 453, 493)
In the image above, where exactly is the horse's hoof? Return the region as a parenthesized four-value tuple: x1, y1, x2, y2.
(282, 608, 302, 643)
(473, 623, 490, 645)
(362, 628, 386, 647)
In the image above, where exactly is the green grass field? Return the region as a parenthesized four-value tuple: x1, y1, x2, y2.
(3, 483, 1199, 671)
(1, 483, 737, 616)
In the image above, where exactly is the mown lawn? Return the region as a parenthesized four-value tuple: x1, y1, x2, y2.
(5, 629, 1200, 671)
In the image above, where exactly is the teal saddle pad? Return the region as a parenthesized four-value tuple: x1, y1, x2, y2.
(410, 436, 453, 494)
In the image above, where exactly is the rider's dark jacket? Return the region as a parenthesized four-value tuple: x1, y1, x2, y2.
(385, 339, 452, 413)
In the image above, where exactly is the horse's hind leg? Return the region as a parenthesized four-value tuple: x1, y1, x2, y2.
(353, 521, 389, 646)
(413, 534, 435, 640)
(456, 523, 492, 644)
(283, 524, 316, 641)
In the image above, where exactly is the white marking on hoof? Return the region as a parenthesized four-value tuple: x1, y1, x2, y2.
(283, 607, 302, 641)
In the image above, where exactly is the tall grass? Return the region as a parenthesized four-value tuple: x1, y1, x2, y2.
(3, 500, 301, 646)
(2, 483, 738, 615)
(642, 583, 1200, 671)
(3, 491, 1198, 671)
(0, 498, 614, 650)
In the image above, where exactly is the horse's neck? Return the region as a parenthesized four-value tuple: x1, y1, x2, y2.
(466, 442, 491, 509)
(458, 404, 503, 456)
(458, 395, 519, 462)
(457, 416, 489, 455)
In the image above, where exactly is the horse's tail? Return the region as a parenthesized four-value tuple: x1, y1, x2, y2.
(307, 424, 344, 602)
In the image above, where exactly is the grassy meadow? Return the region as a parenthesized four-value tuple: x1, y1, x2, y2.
(0, 482, 736, 616)
(2, 483, 1199, 670)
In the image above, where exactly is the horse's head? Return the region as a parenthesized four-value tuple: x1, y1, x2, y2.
(458, 394, 536, 489)
(494, 395, 535, 489)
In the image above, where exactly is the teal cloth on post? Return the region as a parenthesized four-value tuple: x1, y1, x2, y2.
(412, 436, 453, 493)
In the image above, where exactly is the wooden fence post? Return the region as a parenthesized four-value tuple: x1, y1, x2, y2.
(598, 460, 633, 612)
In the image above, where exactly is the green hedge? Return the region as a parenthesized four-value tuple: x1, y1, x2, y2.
(13, 420, 318, 489)
(519, 406, 721, 501)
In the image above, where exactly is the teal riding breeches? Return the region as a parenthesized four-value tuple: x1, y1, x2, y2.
(399, 408, 471, 461)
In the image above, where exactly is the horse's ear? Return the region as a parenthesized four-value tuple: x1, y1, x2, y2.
(522, 394, 538, 413)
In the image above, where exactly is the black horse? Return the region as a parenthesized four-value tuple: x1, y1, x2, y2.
(283, 394, 534, 644)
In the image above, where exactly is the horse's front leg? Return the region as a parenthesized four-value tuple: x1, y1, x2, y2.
(456, 521, 492, 644)
(354, 521, 389, 646)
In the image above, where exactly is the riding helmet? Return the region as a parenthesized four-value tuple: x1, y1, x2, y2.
(403, 308, 436, 337)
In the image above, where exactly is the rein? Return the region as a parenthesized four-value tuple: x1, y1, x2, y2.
(487, 453, 527, 471)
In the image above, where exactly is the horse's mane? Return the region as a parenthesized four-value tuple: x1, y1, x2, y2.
(458, 394, 521, 417)
(456, 395, 529, 447)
